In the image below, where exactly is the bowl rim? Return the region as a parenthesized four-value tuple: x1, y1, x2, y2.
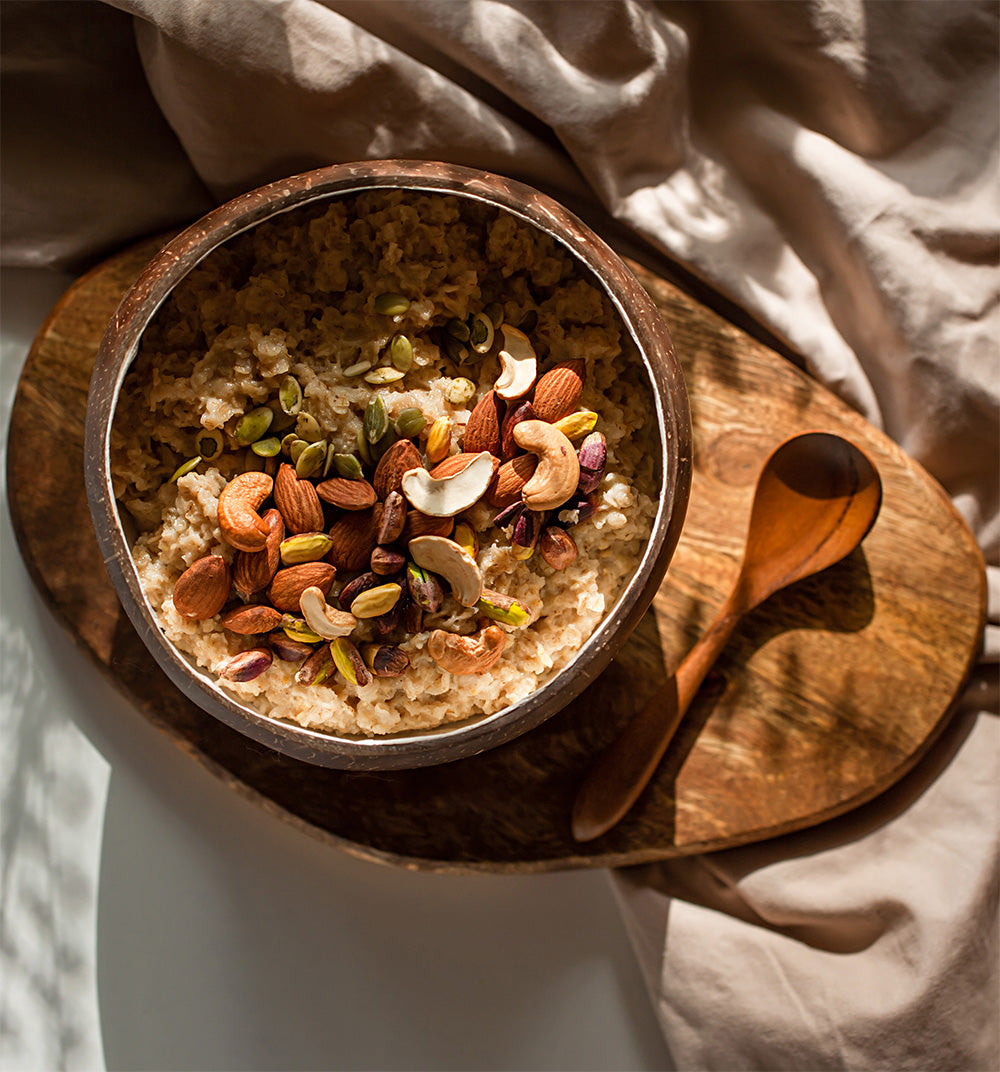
(84, 159, 691, 770)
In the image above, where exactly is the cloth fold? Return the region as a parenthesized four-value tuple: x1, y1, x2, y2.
(4, 1, 997, 1067)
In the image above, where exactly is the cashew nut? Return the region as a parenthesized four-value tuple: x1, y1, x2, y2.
(512, 420, 581, 512)
(427, 625, 506, 675)
(218, 471, 274, 552)
(408, 535, 483, 607)
(298, 586, 357, 639)
(401, 451, 495, 518)
(494, 325, 537, 400)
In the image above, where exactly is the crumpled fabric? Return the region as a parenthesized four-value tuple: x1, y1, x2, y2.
(3, 1, 997, 1068)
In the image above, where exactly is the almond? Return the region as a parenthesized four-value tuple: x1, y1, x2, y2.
(373, 439, 423, 501)
(172, 554, 231, 620)
(429, 452, 501, 480)
(267, 562, 337, 613)
(232, 508, 284, 596)
(402, 509, 454, 543)
(274, 462, 324, 534)
(462, 390, 504, 457)
(531, 359, 585, 423)
(327, 505, 383, 571)
(219, 603, 283, 635)
(316, 476, 377, 511)
(500, 400, 537, 459)
(486, 453, 538, 509)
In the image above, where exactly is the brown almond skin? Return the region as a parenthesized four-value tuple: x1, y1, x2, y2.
(531, 359, 585, 423)
(539, 526, 578, 569)
(219, 603, 283, 635)
(500, 400, 536, 460)
(327, 505, 383, 572)
(429, 452, 500, 480)
(463, 390, 505, 457)
(373, 439, 423, 500)
(316, 476, 377, 511)
(232, 508, 284, 596)
(371, 546, 406, 576)
(173, 554, 231, 619)
(274, 462, 325, 534)
(486, 453, 538, 509)
(377, 490, 407, 545)
(267, 562, 337, 612)
(401, 509, 454, 543)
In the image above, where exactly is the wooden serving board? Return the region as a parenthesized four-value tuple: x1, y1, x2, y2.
(8, 236, 986, 872)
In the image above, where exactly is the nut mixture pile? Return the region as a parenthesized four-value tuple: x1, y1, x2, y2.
(112, 191, 657, 735)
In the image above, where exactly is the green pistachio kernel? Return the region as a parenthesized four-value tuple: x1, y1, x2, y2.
(295, 412, 323, 443)
(168, 456, 201, 482)
(373, 292, 411, 317)
(389, 333, 413, 371)
(333, 453, 365, 480)
(363, 394, 389, 444)
(394, 407, 426, 439)
(234, 406, 273, 446)
(193, 429, 223, 462)
(279, 375, 303, 415)
(476, 590, 531, 628)
(295, 439, 328, 479)
(251, 436, 281, 457)
(279, 532, 334, 565)
(330, 637, 372, 687)
(281, 615, 325, 644)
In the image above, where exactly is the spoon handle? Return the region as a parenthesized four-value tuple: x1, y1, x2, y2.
(571, 598, 741, 842)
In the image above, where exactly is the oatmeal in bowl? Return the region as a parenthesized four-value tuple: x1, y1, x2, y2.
(87, 162, 690, 768)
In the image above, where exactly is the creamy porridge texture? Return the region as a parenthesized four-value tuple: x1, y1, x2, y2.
(111, 190, 657, 736)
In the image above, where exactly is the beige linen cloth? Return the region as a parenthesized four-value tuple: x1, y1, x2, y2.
(4, 1, 998, 1068)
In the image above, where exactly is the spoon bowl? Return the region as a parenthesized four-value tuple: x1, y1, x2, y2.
(571, 431, 883, 842)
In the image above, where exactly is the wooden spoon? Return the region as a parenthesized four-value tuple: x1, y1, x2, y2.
(571, 431, 883, 842)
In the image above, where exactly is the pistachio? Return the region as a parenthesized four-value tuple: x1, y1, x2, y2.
(337, 571, 382, 609)
(453, 521, 478, 560)
(484, 302, 504, 329)
(553, 410, 599, 442)
(333, 452, 365, 481)
(216, 648, 272, 682)
(279, 375, 303, 415)
(299, 587, 357, 640)
(281, 614, 325, 644)
(477, 589, 531, 627)
(424, 416, 452, 464)
(394, 407, 426, 439)
(267, 631, 316, 663)
(295, 439, 328, 478)
(377, 490, 407, 545)
(330, 637, 372, 687)
(364, 367, 406, 385)
(295, 645, 335, 686)
(390, 333, 414, 371)
(373, 292, 411, 317)
(406, 562, 444, 613)
(362, 644, 410, 678)
(168, 456, 201, 482)
(363, 394, 389, 445)
(512, 509, 543, 560)
(295, 412, 323, 443)
(350, 582, 402, 619)
(577, 431, 608, 493)
(194, 429, 224, 462)
(371, 546, 406, 575)
(234, 406, 274, 446)
(468, 312, 494, 354)
(491, 500, 524, 530)
(445, 377, 477, 406)
(343, 359, 373, 378)
(279, 532, 334, 565)
(539, 527, 578, 570)
(251, 436, 281, 457)
(557, 491, 597, 527)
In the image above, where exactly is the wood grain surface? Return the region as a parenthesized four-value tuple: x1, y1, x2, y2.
(7, 235, 987, 872)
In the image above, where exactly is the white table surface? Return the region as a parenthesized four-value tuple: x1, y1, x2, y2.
(1, 266, 674, 1072)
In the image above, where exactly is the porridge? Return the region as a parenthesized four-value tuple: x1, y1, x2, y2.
(111, 190, 658, 736)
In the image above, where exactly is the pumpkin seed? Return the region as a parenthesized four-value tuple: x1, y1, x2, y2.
(356, 424, 373, 466)
(468, 312, 494, 353)
(193, 429, 223, 462)
(295, 439, 327, 478)
(265, 399, 297, 433)
(168, 456, 201, 482)
(322, 442, 337, 478)
(484, 301, 504, 328)
(234, 406, 273, 446)
(281, 432, 300, 456)
(394, 407, 426, 438)
(278, 375, 303, 415)
(295, 412, 323, 443)
(517, 309, 538, 334)
(251, 436, 281, 457)
(363, 394, 389, 444)
(389, 333, 413, 371)
(364, 367, 406, 385)
(289, 439, 308, 464)
(442, 334, 468, 364)
(373, 292, 410, 317)
(445, 318, 470, 343)
(333, 452, 365, 480)
(343, 359, 373, 378)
